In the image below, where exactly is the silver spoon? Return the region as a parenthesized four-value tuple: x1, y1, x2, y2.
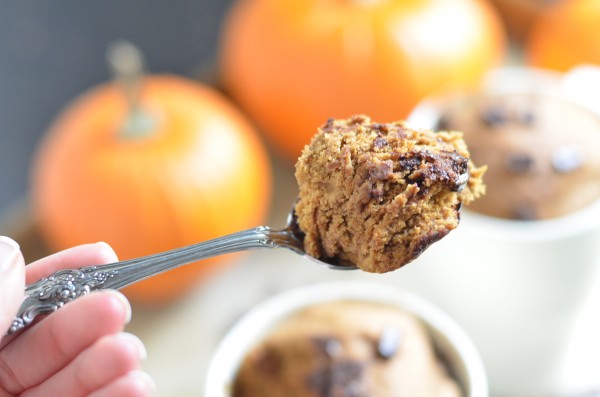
(8, 205, 356, 335)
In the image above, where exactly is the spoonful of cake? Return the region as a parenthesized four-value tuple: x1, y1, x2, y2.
(294, 115, 485, 273)
(9, 115, 484, 334)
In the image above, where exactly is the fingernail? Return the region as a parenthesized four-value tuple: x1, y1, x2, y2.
(117, 332, 147, 361)
(95, 241, 117, 258)
(0, 236, 20, 272)
(105, 290, 132, 324)
(128, 370, 156, 393)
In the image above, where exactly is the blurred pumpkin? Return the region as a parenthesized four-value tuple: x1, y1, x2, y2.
(31, 43, 272, 304)
(219, 0, 507, 161)
(526, 0, 600, 72)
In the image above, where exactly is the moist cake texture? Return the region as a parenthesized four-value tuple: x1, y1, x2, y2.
(232, 301, 462, 397)
(294, 115, 485, 273)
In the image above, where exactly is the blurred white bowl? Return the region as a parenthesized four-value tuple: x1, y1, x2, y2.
(205, 280, 488, 397)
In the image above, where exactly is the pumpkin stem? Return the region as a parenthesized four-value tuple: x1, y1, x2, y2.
(106, 40, 157, 139)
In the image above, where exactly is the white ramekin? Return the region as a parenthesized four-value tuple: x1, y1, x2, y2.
(205, 280, 488, 397)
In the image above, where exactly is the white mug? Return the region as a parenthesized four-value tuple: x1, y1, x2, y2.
(397, 66, 600, 396)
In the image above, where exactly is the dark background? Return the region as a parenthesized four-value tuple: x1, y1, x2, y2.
(0, 0, 234, 212)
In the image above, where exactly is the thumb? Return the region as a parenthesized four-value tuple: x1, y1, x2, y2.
(0, 236, 26, 335)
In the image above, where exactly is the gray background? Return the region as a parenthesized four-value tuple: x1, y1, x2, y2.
(0, 0, 234, 212)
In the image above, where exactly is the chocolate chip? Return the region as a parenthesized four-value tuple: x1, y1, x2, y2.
(400, 149, 469, 192)
(372, 123, 390, 134)
(481, 106, 507, 127)
(373, 137, 388, 148)
(308, 360, 366, 397)
(513, 204, 538, 220)
(552, 146, 583, 173)
(368, 159, 393, 180)
(348, 115, 367, 125)
(377, 326, 402, 359)
(398, 153, 424, 174)
(313, 337, 343, 359)
(505, 153, 534, 173)
(517, 108, 536, 125)
(370, 184, 384, 200)
(323, 118, 336, 132)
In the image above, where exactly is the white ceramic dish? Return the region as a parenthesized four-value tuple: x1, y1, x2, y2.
(205, 280, 488, 397)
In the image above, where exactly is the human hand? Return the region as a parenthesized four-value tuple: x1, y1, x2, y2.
(0, 237, 155, 397)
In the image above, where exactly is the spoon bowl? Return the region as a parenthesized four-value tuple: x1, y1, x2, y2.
(8, 202, 356, 335)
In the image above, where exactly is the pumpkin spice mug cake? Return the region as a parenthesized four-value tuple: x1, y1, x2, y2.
(435, 91, 600, 220)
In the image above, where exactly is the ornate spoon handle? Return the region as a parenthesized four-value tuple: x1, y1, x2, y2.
(9, 226, 302, 334)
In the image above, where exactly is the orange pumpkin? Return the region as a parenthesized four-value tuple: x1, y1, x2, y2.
(526, 0, 600, 72)
(219, 0, 507, 161)
(31, 74, 272, 304)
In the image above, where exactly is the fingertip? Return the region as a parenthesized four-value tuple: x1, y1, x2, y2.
(102, 290, 133, 325)
(115, 332, 147, 361)
(0, 235, 22, 270)
(0, 235, 20, 251)
(94, 241, 119, 262)
(80, 289, 132, 329)
(0, 235, 24, 335)
(89, 370, 157, 397)
(126, 370, 156, 394)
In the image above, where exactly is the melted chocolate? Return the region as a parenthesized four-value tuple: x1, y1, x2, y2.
(481, 106, 507, 127)
(505, 153, 534, 173)
(399, 149, 469, 192)
(307, 360, 367, 397)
